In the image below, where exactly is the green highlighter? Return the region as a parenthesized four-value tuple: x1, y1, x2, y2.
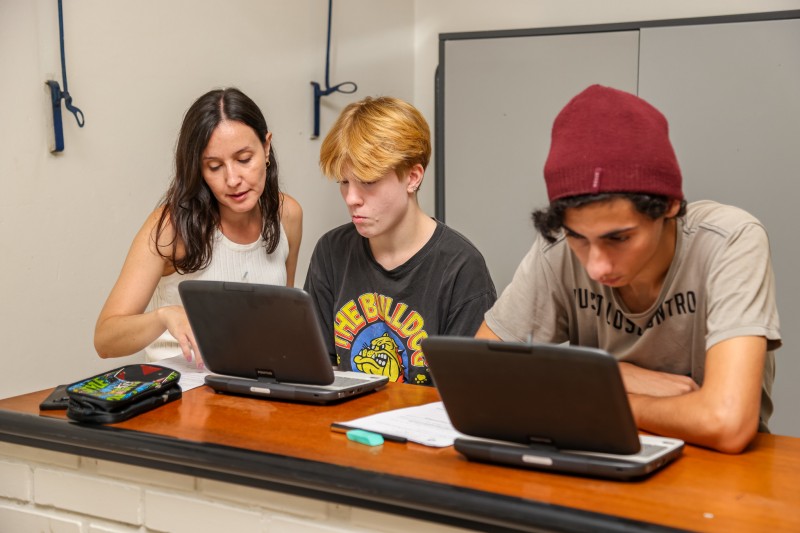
(346, 429, 384, 446)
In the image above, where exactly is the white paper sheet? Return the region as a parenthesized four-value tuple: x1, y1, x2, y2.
(335, 401, 465, 447)
(154, 355, 210, 392)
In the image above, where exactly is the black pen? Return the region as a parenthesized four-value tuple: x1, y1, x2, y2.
(330, 422, 408, 443)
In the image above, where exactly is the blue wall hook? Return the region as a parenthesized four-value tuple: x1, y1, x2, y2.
(46, 0, 84, 153)
(45, 80, 66, 153)
(310, 0, 357, 139)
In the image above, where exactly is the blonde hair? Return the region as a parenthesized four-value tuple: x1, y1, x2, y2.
(319, 96, 431, 183)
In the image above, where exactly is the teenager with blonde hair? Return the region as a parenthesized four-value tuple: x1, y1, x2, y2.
(305, 96, 495, 385)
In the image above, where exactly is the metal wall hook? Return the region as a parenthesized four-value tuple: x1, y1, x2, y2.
(46, 0, 84, 153)
(310, 0, 357, 139)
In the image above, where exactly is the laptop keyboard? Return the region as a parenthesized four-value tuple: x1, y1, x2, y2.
(330, 375, 370, 387)
(636, 443, 668, 458)
(284, 373, 379, 390)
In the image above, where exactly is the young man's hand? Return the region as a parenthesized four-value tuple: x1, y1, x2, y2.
(618, 362, 698, 397)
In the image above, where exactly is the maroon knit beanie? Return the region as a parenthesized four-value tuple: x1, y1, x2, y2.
(543, 85, 683, 202)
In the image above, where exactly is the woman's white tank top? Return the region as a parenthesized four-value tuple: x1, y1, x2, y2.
(144, 225, 288, 361)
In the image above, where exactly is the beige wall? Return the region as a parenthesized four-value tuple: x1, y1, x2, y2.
(1, 0, 797, 423)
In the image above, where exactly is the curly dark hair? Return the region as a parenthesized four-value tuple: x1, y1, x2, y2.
(155, 88, 282, 273)
(532, 193, 687, 243)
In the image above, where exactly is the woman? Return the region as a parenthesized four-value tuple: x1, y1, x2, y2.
(95, 88, 302, 365)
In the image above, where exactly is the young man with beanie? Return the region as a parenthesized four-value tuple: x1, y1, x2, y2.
(476, 85, 780, 453)
(305, 96, 496, 386)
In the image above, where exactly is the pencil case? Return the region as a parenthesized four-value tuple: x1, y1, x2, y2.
(66, 364, 181, 424)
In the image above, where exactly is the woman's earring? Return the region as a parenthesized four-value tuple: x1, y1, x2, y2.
(266, 159, 271, 168)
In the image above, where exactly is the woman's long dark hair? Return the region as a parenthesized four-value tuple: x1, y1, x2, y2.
(156, 88, 281, 273)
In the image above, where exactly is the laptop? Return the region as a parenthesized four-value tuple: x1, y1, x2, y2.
(421, 336, 684, 480)
(178, 280, 388, 403)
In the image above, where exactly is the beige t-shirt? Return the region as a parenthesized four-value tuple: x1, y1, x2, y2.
(486, 200, 780, 430)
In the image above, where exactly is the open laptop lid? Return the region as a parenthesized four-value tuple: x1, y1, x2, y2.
(422, 336, 683, 479)
(179, 280, 335, 384)
(178, 280, 387, 403)
(423, 336, 641, 454)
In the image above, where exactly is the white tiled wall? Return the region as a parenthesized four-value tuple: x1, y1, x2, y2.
(0, 441, 470, 533)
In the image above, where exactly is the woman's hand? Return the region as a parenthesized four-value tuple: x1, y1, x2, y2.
(157, 305, 203, 368)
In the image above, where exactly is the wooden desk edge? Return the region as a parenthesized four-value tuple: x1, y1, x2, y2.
(0, 408, 684, 533)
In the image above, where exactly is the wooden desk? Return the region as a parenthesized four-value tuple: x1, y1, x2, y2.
(0, 383, 798, 532)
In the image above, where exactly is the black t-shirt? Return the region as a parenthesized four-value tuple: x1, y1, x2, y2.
(304, 220, 496, 386)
